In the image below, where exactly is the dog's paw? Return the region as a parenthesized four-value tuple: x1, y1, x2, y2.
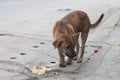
(77, 58, 83, 63)
(66, 62, 72, 65)
(59, 64, 66, 67)
(77, 60, 82, 63)
(77, 61, 82, 63)
(72, 56, 78, 60)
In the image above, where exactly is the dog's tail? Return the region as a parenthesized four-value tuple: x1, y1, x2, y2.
(90, 14, 104, 28)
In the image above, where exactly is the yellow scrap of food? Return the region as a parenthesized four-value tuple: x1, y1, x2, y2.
(31, 66, 50, 75)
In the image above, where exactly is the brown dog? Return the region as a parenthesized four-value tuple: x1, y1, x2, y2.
(53, 10, 104, 67)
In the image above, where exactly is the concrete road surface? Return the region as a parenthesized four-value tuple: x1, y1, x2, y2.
(0, 0, 120, 80)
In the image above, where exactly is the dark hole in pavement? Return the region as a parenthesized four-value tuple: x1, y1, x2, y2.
(0, 34, 14, 36)
(40, 42, 45, 44)
(46, 62, 58, 68)
(20, 53, 26, 55)
(10, 57, 17, 59)
(50, 61, 56, 64)
(57, 8, 71, 11)
(33, 46, 39, 48)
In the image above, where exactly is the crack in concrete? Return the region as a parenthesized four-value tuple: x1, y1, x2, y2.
(24, 33, 51, 38)
(0, 33, 52, 42)
(0, 33, 15, 36)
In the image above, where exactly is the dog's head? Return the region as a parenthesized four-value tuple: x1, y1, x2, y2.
(53, 34, 78, 58)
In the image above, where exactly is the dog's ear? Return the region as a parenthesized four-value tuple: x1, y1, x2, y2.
(53, 40, 62, 48)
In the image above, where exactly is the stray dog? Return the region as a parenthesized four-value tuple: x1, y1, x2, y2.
(53, 10, 104, 67)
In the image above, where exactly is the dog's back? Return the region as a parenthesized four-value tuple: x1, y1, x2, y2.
(57, 10, 103, 33)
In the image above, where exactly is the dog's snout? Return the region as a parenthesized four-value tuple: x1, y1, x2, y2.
(73, 53, 77, 57)
(71, 53, 77, 58)
(66, 53, 77, 58)
(64, 48, 77, 58)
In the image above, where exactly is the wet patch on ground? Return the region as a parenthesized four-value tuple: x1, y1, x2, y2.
(0, 60, 39, 80)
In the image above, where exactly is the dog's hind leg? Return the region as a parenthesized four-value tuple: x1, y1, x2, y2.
(77, 31, 88, 63)
(76, 34, 80, 54)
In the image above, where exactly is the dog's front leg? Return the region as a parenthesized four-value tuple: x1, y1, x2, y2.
(73, 39, 79, 60)
(66, 58, 72, 65)
(77, 32, 88, 63)
(58, 49, 65, 67)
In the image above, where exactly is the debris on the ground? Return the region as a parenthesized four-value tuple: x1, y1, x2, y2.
(31, 66, 51, 75)
(87, 49, 99, 61)
(94, 49, 99, 53)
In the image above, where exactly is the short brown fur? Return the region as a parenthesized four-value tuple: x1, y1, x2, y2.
(53, 10, 104, 67)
